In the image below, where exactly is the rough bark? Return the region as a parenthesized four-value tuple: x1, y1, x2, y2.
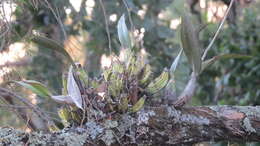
(0, 105, 260, 145)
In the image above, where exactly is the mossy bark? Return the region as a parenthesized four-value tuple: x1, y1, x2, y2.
(0, 106, 260, 146)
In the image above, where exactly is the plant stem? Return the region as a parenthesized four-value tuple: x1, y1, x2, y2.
(202, 0, 235, 61)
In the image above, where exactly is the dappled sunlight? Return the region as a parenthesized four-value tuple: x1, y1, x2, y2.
(0, 42, 26, 83)
(170, 18, 181, 29)
(0, 1, 17, 22)
(200, 0, 206, 9)
(133, 28, 145, 43)
(68, 0, 95, 19)
(29, 93, 37, 105)
(158, 11, 166, 19)
(69, 0, 82, 12)
(101, 48, 148, 69)
(137, 5, 147, 19)
(85, 0, 95, 17)
(109, 14, 117, 22)
(202, 1, 228, 22)
(101, 54, 112, 69)
(64, 35, 86, 65)
(25, 128, 32, 133)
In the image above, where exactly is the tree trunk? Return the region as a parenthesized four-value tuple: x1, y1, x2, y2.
(0, 105, 260, 145)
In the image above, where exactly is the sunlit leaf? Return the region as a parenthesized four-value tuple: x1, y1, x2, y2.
(130, 96, 146, 113)
(13, 80, 51, 98)
(67, 66, 83, 109)
(117, 14, 133, 49)
(180, 13, 201, 75)
(58, 107, 71, 127)
(201, 54, 252, 72)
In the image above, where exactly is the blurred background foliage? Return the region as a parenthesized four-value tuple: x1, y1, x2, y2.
(0, 0, 259, 145)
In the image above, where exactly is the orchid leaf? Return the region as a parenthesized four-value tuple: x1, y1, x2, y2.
(201, 54, 252, 72)
(170, 48, 183, 76)
(117, 14, 133, 49)
(13, 80, 51, 98)
(180, 13, 201, 75)
(67, 66, 83, 109)
(31, 35, 75, 67)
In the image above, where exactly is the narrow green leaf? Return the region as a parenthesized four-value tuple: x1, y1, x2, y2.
(13, 80, 51, 98)
(201, 54, 252, 72)
(31, 35, 75, 67)
(62, 73, 68, 95)
(170, 48, 183, 76)
(130, 96, 146, 113)
(58, 107, 72, 127)
(180, 13, 201, 75)
(117, 14, 133, 49)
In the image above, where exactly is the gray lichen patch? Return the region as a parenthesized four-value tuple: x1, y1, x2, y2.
(166, 107, 209, 125)
(104, 120, 118, 129)
(236, 106, 260, 118)
(28, 132, 51, 145)
(242, 117, 256, 134)
(27, 130, 89, 146)
(57, 132, 89, 146)
(208, 106, 223, 112)
(166, 106, 181, 120)
(137, 109, 155, 125)
(0, 128, 29, 146)
(101, 129, 115, 146)
(117, 115, 134, 136)
(85, 121, 104, 140)
(180, 114, 210, 125)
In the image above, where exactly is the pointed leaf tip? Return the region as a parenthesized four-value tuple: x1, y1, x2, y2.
(31, 35, 75, 67)
(170, 48, 183, 76)
(67, 66, 83, 109)
(13, 80, 51, 98)
(117, 14, 133, 49)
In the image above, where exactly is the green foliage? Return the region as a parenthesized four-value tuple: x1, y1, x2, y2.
(180, 13, 201, 75)
(201, 54, 252, 72)
(3, 3, 260, 145)
(197, 9, 260, 105)
(31, 35, 75, 67)
(12, 80, 52, 98)
(18, 49, 170, 126)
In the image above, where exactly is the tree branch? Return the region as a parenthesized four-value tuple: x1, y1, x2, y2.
(0, 105, 260, 145)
